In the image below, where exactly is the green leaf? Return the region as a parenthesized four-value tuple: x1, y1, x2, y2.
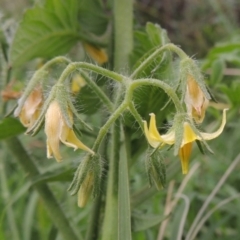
(0, 117, 25, 140)
(75, 85, 102, 115)
(32, 168, 73, 184)
(210, 59, 225, 85)
(131, 22, 171, 78)
(132, 211, 167, 232)
(146, 22, 169, 46)
(78, 0, 108, 36)
(124, 85, 172, 128)
(10, 0, 79, 67)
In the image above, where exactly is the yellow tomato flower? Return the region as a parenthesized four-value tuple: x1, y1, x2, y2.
(45, 101, 94, 162)
(83, 43, 108, 65)
(17, 86, 43, 130)
(71, 74, 86, 94)
(185, 75, 209, 123)
(143, 109, 227, 174)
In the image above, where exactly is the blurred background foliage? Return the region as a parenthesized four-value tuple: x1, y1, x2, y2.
(1, 0, 240, 240)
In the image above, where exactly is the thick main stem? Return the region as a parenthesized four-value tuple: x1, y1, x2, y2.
(101, 121, 121, 240)
(113, 0, 133, 71)
(5, 137, 79, 240)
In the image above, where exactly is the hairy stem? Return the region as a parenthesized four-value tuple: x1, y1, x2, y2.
(128, 79, 184, 113)
(79, 71, 114, 112)
(58, 62, 124, 84)
(92, 101, 128, 152)
(101, 120, 121, 240)
(130, 43, 188, 79)
(113, 0, 133, 71)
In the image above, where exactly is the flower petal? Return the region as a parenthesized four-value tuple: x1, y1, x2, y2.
(182, 122, 199, 146)
(143, 120, 161, 148)
(179, 142, 193, 174)
(45, 101, 63, 161)
(149, 113, 163, 141)
(149, 113, 175, 145)
(200, 109, 228, 140)
(61, 129, 94, 155)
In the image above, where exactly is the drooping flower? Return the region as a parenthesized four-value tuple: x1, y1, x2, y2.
(45, 100, 94, 162)
(83, 43, 108, 65)
(143, 109, 227, 174)
(184, 75, 209, 123)
(15, 86, 43, 130)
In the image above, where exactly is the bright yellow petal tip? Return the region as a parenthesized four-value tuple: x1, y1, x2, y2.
(179, 142, 193, 174)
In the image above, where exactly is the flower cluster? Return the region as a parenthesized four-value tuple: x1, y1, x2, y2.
(142, 59, 227, 174)
(143, 110, 227, 174)
(14, 82, 94, 162)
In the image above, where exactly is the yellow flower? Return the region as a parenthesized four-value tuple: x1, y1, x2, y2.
(71, 74, 86, 94)
(17, 86, 43, 129)
(143, 109, 227, 174)
(45, 101, 94, 162)
(83, 43, 108, 65)
(184, 75, 209, 123)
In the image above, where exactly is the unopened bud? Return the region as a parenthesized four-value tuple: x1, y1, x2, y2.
(68, 154, 102, 207)
(78, 172, 94, 207)
(146, 149, 166, 190)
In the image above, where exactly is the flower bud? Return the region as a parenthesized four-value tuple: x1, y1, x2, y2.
(68, 154, 103, 207)
(15, 86, 43, 130)
(184, 75, 209, 123)
(180, 58, 210, 123)
(146, 149, 166, 190)
(77, 172, 94, 207)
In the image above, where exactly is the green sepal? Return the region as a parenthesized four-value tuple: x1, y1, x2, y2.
(68, 154, 102, 199)
(189, 120, 214, 155)
(26, 89, 55, 136)
(173, 113, 185, 156)
(145, 148, 166, 190)
(180, 58, 211, 101)
(195, 140, 205, 155)
(67, 98, 93, 131)
(55, 84, 73, 129)
(14, 70, 47, 117)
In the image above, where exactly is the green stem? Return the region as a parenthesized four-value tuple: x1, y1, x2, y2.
(128, 101, 144, 131)
(85, 194, 102, 240)
(85, 136, 109, 240)
(5, 137, 79, 240)
(101, 120, 121, 240)
(58, 62, 124, 84)
(118, 126, 132, 240)
(92, 101, 128, 152)
(14, 56, 71, 116)
(130, 43, 188, 79)
(79, 71, 114, 112)
(113, 0, 133, 71)
(128, 79, 184, 113)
